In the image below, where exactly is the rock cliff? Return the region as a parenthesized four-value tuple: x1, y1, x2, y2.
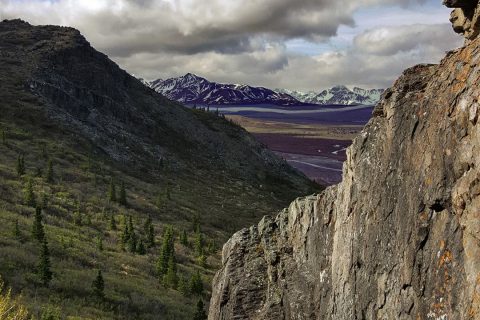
(209, 3, 480, 319)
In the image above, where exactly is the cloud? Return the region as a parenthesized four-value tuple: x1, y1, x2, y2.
(0, 0, 463, 90)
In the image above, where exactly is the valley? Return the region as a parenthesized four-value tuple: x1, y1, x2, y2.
(219, 104, 373, 185)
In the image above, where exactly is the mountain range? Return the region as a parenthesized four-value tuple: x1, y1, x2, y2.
(276, 86, 384, 105)
(147, 74, 384, 106)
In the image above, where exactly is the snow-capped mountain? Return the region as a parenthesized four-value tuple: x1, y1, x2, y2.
(149, 73, 301, 106)
(276, 86, 384, 105)
(275, 88, 318, 104)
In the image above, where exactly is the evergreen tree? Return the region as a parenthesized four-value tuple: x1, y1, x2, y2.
(147, 224, 155, 248)
(180, 229, 188, 247)
(109, 214, 117, 231)
(13, 219, 21, 240)
(137, 239, 146, 255)
(192, 213, 200, 233)
(108, 178, 116, 202)
(24, 178, 36, 207)
(197, 254, 207, 268)
(118, 181, 127, 206)
(193, 299, 207, 320)
(45, 159, 54, 183)
(156, 226, 174, 277)
(38, 238, 53, 287)
(194, 230, 203, 257)
(163, 254, 178, 289)
(16, 155, 25, 176)
(128, 230, 137, 253)
(32, 206, 45, 242)
(189, 271, 203, 296)
(92, 270, 105, 299)
(178, 275, 189, 296)
(121, 219, 130, 248)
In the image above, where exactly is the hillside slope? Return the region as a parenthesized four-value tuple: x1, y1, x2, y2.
(209, 4, 480, 320)
(0, 19, 318, 319)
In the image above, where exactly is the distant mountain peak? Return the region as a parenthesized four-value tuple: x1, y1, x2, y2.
(149, 74, 302, 106)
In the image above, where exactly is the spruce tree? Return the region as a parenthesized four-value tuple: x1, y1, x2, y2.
(118, 182, 127, 206)
(147, 224, 155, 248)
(180, 229, 188, 247)
(178, 275, 189, 296)
(38, 238, 53, 287)
(128, 230, 137, 253)
(92, 270, 105, 299)
(156, 226, 174, 277)
(194, 230, 203, 257)
(45, 159, 54, 183)
(193, 299, 207, 320)
(32, 206, 45, 241)
(121, 218, 130, 249)
(163, 254, 178, 289)
(189, 271, 203, 296)
(24, 178, 36, 207)
(137, 240, 146, 255)
(109, 214, 117, 231)
(108, 178, 116, 202)
(16, 155, 25, 176)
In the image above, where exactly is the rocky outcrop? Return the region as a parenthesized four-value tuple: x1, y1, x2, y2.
(447, 0, 480, 42)
(209, 5, 480, 320)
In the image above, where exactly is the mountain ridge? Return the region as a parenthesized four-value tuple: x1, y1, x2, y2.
(148, 74, 384, 106)
(0, 18, 319, 319)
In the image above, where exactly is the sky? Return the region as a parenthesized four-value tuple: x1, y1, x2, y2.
(0, 0, 463, 91)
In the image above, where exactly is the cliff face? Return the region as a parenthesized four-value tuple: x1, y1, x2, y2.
(209, 11, 480, 320)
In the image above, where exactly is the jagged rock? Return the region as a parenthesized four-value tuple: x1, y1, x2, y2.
(447, 0, 480, 41)
(209, 5, 480, 320)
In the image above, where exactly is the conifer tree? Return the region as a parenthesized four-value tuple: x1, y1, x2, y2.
(193, 299, 207, 320)
(45, 159, 54, 183)
(147, 224, 155, 248)
(108, 178, 116, 202)
(128, 230, 137, 253)
(189, 271, 203, 296)
(32, 206, 45, 242)
(194, 230, 203, 257)
(163, 254, 178, 289)
(118, 181, 127, 206)
(24, 178, 36, 207)
(38, 238, 53, 287)
(109, 214, 117, 231)
(16, 155, 25, 176)
(92, 270, 105, 299)
(13, 219, 21, 240)
(178, 274, 189, 296)
(121, 219, 130, 248)
(180, 229, 188, 247)
(73, 204, 82, 226)
(156, 226, 174, 277)
(137, 240, 146, 255)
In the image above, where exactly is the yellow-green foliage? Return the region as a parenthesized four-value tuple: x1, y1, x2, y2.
(0, 277, 29, 320)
